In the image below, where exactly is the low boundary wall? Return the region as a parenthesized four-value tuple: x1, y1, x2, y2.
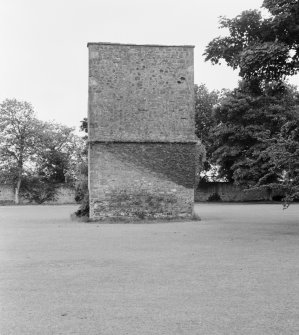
(0, 184, 76, 205)
(195, 182, 284, 202)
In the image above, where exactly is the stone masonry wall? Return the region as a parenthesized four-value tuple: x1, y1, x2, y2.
(88, 43, 196, 220)
(89, 143, 196, 219)
(88, 43, 194, 142)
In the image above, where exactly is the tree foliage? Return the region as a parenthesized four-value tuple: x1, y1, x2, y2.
(34, 121, 83, 184)
(204, 0, 299, 82)
(204, 0, 299, 204)
(0, 98, 85, 204)
(74, 118, 89, 217)
(194, 84, 220, 177)
(209, 82, 299, 198)
(0, 99, 39, 203)
(261, 110, 299, 205)
(20, 176, 58, 204)
(195, 84, 219, 143)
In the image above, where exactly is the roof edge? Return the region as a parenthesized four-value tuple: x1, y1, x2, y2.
(87, 42, 195, 48)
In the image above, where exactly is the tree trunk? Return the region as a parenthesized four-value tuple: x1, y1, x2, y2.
(15, 164, 23, 205)
(15, 178, 21, 205)
(267, 188, 273, 201)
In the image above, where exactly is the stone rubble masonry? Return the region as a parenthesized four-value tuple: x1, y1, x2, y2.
(88, 42, 197, 220)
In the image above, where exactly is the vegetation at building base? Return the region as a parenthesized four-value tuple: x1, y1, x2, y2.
(75, 193, 89, 218)
(200, 0, 299, 206)
(74, 117, 89, 218)
(0, 98, 85, 205)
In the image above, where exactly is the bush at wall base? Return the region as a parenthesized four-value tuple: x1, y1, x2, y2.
(75, 193, 89, 218)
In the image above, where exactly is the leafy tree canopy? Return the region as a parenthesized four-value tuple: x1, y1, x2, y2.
(34, 121, 82, 184)
(204, 0, 299, 82)
(0, 98, 85, 203)
(0, 99, 40, 203)
(195, 84, 219, 143)
(209, 82, 299, 194)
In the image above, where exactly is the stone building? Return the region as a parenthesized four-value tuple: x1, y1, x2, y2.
(87, 42, 198, 220)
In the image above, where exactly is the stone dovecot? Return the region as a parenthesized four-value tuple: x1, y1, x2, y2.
(87, 42, 198, 220)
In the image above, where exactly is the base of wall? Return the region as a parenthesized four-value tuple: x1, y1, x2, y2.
(90, 188, 194, 220)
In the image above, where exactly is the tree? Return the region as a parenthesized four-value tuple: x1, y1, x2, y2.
(34, 121, 82, 184)
(259, 110, 299, 205)
(195, 84, 219, 143)
(75, 118, 89, 217)
(209, 82, 299, 199)
(0, 99, 86, 204)
(204, 0, 299, 83)
(0, 99, 39, 204)
(204, 0, 299, 204)
(18, 122, 85, 204)
(195, 84, 230, 178)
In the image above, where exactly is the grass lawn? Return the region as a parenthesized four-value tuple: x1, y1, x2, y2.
(0, 203, 299, 335)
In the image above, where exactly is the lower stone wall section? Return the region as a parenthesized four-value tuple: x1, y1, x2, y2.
(89, 142, 196, 220)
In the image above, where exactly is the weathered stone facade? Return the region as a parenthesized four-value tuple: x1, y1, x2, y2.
(88, 42, 197, 220)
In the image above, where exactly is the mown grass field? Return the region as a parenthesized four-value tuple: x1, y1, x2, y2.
(0, 203, 299, 335)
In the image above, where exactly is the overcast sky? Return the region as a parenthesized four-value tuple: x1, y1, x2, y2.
(1, 0, 298, 130)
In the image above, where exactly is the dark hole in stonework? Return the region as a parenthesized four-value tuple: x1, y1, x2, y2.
(177, 81, 181, 84)
(180, 76, 186, 81)
(160, 69, 163, 72)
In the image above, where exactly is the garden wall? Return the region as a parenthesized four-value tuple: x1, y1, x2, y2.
(195, 182, 283, 202)
(0, 184, 15, 204)
(0, 184, 76, 205)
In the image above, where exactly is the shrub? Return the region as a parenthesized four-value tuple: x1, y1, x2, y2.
(75, 178, 88, 203)
(20, 176, 57, 204)
(272, 195, 283, 202)
(207, 192, 221, 202)
(75, 192, 89, 217)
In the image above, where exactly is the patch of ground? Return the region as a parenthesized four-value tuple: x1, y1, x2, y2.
(0, 204, 299, 335)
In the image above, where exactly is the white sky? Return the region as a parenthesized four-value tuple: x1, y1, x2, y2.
(1, 0, 298, 130)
